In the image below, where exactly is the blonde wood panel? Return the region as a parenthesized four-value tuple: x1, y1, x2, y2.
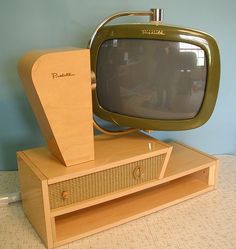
(159, 145, 172, 179)
(17, 152, 53, 249)
(208, 160, 219, 187)
(17, 135, 218, 248)
(54, 169, 212, 246)
(18, 49, 94, 166)
(165, 141, 218, 177)
(18, 51, 63, 162)
(22, 132, 172, 184)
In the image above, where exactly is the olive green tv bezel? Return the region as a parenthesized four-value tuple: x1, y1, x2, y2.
(90, 23, 220, 131)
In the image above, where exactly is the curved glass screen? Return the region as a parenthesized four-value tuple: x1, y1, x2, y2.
(96, 39, 207, 120)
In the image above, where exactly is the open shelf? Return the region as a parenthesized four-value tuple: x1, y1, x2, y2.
(54, 168, 212, 246)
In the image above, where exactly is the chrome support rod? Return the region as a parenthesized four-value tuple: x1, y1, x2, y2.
(88, 8, 164, 48)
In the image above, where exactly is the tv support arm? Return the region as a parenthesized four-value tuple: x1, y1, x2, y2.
(89, 8, 164, 135)
(88, 8, 164, 49)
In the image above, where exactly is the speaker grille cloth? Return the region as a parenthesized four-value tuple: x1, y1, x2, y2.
(49, 154, 166, 209)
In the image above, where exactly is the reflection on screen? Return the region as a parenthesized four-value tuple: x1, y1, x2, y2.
(96, 39, 207, 120)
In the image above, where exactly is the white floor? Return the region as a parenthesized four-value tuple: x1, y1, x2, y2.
(0, 155, 236, 249)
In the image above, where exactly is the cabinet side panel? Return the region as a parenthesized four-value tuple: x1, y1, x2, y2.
(17, 153, 53, 248)
(208, 159, 219, 187)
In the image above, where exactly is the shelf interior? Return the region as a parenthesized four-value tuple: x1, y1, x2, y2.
(54, 168, 211, 245)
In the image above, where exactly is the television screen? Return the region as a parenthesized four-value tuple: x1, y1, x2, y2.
(96, 39, 207, 120)
(90, 23, 220, 131)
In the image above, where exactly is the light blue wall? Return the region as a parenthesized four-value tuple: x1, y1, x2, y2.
(0, 0, 235, 170)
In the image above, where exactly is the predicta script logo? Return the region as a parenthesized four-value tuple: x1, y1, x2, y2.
(51, 72, 75, 79)
(141, 29, 165, 35)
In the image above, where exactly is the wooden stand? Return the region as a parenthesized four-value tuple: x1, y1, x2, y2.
(17, 132, 218, 249)
(18, 49, 94, 166)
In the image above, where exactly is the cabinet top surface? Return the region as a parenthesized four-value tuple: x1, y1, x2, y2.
(18, 132, 171, 183)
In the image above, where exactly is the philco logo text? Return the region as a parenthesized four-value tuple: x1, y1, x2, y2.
(141, 29, 165, 36)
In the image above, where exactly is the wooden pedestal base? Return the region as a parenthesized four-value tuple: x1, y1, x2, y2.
(17, 132, 218, 249)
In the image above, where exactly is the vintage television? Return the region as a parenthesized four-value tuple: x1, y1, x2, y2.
(17, 9, 221, 248)
(89, 9, 220, 132)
